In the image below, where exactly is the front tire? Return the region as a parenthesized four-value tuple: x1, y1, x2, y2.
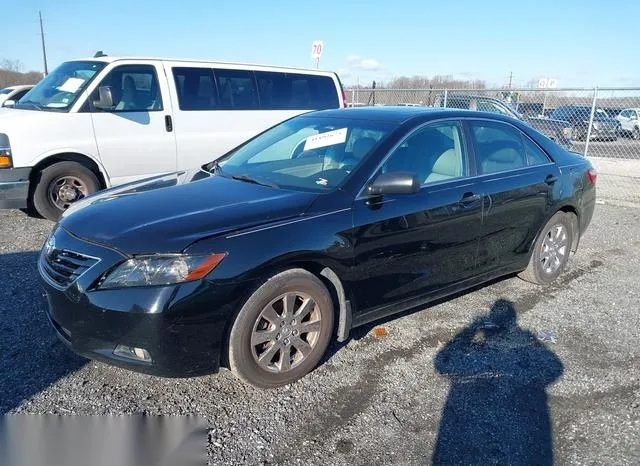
(519, 212, 574, 285)
(633, 126, 640, 141)
(228, 269, 334, 388)
(32, 161, 100, 221)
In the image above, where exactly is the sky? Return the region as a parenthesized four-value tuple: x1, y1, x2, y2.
(3, 0, 639, 88)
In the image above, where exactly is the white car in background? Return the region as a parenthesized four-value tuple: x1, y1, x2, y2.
(0, 85, 34, 107)
(616, 108, 640, 140)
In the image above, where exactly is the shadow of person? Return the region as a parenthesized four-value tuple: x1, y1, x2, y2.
(433, 299, 563, 465)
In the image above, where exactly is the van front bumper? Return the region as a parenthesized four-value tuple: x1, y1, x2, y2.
(0, 167, 30, 209)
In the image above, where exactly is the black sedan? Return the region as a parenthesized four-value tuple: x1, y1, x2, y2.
(39, 107, 596, 388)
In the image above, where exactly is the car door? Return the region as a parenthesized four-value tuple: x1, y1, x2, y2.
(88, 62, 177, 186)
(351, 120, 483, 321)
(617, 110, 630, 132)
(469, 119, 561, 274)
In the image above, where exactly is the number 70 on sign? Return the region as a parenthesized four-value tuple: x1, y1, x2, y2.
(311, 41, 324, 59)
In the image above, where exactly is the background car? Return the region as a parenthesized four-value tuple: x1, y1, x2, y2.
(616, 108, 640, 140)
(550, 105, 619, 141)
(0, 84, 34, 107)
(40, 107, 596, 388)
(440, 94, 574, 148)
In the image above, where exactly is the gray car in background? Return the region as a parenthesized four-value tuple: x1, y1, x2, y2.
(441, 94, 574, 148)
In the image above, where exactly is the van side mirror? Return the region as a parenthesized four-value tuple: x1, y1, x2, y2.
(2, 100, 15, 108)
(93, 86, 114, 110)
(366, 172, 420, 196)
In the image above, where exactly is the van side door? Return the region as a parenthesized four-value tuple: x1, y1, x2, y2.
(87, 61, 177, 186)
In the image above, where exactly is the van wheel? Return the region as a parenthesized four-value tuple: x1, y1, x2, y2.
(228, 269, 334, 388)
(32, 161, 100, 221)
(519, 212, 574, 285)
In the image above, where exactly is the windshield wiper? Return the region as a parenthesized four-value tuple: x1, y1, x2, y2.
(231, 174, 279, 188)
(16, 100, 43, 110)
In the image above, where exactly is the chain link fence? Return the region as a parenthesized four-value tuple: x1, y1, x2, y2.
(348, 87, 640, 206)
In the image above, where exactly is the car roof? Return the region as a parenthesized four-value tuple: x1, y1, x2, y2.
(301, 106, 519, 124)
(2, 85, 32, 91)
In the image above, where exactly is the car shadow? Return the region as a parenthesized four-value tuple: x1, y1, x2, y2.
(0, 251, 86, 414)
(432, 298, 562, 464)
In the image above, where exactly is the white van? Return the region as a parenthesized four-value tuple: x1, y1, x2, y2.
(0, 57, 346, 220)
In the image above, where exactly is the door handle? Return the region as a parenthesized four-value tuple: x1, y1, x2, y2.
(165, 115, 173, 132)
(459, 192, 481, 207)
(545, 174, 558, 185)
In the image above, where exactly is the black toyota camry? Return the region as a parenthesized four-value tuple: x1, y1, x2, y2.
(39, 107, 596, 388)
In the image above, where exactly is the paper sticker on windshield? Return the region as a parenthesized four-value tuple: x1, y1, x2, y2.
(57, 77, 85, 93)
(303, 128, 348, 151)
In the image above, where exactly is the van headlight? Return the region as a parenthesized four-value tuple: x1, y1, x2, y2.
(97, 253, 226, 289)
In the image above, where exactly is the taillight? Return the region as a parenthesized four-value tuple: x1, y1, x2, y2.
(586, 168, 597, 184)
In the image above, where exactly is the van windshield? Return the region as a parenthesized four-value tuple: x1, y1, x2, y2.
(16, 61, 106, 112)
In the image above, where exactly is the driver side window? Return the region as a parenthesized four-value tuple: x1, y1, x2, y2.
(90, 65, 163, 112)
(380, 121, 467, 185)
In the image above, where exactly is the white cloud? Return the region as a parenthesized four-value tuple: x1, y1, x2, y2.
(346, 55, 381, 71)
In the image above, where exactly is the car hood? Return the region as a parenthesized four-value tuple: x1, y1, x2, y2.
(527, 116, 571, 127)
(60, 169, 318, 254)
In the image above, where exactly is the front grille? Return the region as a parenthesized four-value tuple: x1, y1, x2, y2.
(41, 248, 99, 288)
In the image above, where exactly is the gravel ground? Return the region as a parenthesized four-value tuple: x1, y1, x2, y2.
(1, 205, 639, 465)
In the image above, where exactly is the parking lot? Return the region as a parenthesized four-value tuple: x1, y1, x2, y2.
(1, 203, 638, 465)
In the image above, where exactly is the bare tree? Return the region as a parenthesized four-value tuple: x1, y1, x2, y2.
(0, 58, 43, 89)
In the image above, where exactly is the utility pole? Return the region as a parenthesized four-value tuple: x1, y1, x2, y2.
(39, 11, 48, 76)
(508, 71, 513, 89)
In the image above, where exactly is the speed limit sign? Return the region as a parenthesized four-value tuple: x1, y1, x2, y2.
(311, 41, 324, 59)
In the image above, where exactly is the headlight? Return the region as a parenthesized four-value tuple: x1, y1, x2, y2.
(0, 133, 12, 168)
(562, 127, 572, 138)
(97, 253, 226, 289)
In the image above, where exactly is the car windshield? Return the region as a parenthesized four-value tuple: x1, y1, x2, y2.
(15, 61, 106, 111)
(210, 116, 394, 192)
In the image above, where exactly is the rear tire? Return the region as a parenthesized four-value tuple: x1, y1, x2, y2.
(228, 268, 334, 388)
(519, 212, 574, 285)
(32, 161, 100, 222)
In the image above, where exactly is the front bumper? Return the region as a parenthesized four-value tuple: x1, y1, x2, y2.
(0, 167, 30, 209)
(38, 226, 240, 377)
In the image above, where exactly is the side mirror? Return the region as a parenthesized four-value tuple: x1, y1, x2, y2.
(366, 172, 420, 196)
(93, 86, 114, 110)
(2, 100, 15, 108)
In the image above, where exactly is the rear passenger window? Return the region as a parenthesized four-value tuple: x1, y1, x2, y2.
(522, 136, 551, 166)
(255, 71, 338, 110)
(172, 67, 217, 110)
(471, 121, 526, 174)
(215, 69, 258, 110)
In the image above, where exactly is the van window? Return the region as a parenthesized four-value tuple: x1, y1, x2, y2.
(214, 69, 259, 110)
(172, 67, 218, 110)
(90, 64, 162, 112)
(255, 71, 338, 110)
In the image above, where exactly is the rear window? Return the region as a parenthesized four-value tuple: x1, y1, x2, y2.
(0, 88, 13, 95)
(256, 71, 338, 110)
